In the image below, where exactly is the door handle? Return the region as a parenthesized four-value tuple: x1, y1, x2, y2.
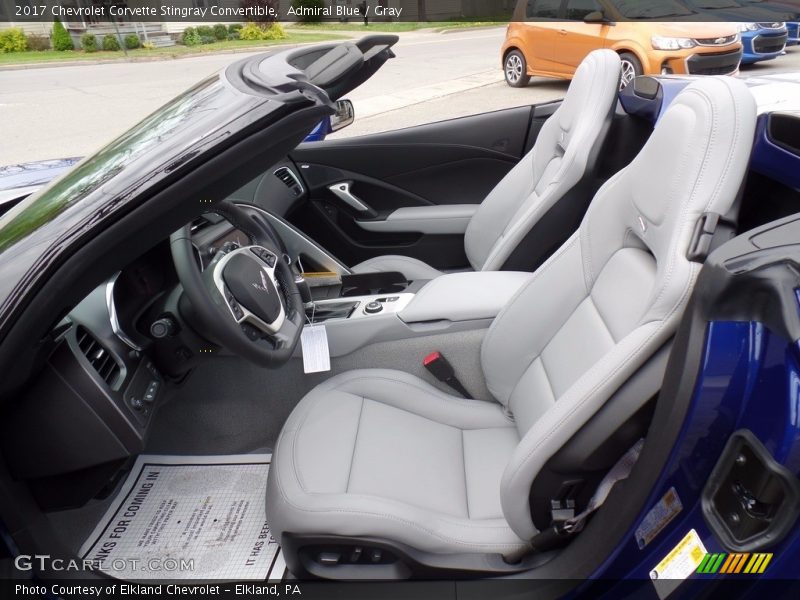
(328, 182, 377, 217)
(558, 29, 568, 35)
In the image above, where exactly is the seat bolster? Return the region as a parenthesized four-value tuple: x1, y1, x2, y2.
(350, 255, 445, 280)
(500, 320, 668, 540)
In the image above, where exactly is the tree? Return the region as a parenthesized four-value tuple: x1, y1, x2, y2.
(51, 18, 74, 51)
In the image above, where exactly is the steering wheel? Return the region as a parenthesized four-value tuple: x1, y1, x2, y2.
(170, 201, 304, 368)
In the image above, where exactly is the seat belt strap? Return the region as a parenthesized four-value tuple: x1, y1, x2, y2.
(504, 438, 645, 564)
(562, 438, 645, 534)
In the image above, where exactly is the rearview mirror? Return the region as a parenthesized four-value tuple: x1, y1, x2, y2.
(330, 99, 355, 132)
(584, 10, 614, 24)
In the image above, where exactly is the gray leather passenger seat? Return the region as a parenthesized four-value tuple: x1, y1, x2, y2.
(266, 76, 757, 575)
(351, 49, 623, 279)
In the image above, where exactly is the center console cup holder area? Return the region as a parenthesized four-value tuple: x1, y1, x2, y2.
(304, 271, 412, 323)
(339, 272, 408, 297)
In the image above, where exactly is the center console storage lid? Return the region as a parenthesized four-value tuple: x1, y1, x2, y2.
(399, 271, 532, 324)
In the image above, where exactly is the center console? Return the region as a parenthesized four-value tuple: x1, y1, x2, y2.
(302, 271, 420, 323)
(297, 270, 533, 357)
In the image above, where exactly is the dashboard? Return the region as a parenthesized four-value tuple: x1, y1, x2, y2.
(0, 160, 310, 509)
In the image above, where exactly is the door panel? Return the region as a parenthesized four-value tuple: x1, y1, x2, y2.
(287, 106, 540, 270)
(553, 23, 607, 74)
(298, 147, 517, 206)
(525, 24, 563, 73)
(522, 0, 566, 72)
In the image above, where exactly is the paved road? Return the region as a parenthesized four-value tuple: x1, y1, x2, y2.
(2, 29, 800, 166)
(0, 28, 514, 165)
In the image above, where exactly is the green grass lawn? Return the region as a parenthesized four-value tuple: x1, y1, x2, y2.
(0, 32, 346, 66)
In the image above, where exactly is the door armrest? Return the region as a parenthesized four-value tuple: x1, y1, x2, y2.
(355, 204, 478, 235)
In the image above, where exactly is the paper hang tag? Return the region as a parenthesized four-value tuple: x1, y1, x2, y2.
(301, 324, 330, 374)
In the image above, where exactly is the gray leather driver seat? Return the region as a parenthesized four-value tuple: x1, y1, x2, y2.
(350, 49, 622, 280)
(266, 77, 756, 572)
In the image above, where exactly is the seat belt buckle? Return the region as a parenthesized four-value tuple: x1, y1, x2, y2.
(423, 351, 471, 398)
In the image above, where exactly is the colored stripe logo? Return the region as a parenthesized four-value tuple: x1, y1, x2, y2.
(696, 552, 773, 574)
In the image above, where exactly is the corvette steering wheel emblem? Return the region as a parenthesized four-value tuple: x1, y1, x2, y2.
(252, 270, 271, 294)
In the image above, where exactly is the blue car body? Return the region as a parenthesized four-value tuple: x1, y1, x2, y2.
(787, 21, 800, 44)
(621, 72, 800, 191)
(304, 117, 333, 142)
(733, 0, 800, 42)
(740, 22, 789, 63)
(678, 1, 793, 58)
(578, 73, 800, 596)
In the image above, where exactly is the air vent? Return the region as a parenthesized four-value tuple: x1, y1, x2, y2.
(76, 326, 121, 387)
(274, 167, 303, 198)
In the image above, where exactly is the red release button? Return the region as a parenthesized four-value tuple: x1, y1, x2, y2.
(423, 351, 442, 366)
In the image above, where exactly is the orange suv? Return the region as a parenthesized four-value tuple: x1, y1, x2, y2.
(502, 0, 743, 88)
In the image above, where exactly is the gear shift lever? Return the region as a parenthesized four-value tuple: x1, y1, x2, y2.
(294, 274, 313, 306)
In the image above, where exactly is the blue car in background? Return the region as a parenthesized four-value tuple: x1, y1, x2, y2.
(679, 0, 795, 22)
(738, 21, 789, 62)
(679, 0, 794, 56)
(788, 21, 799, 44)
(734, 1, 800, 42)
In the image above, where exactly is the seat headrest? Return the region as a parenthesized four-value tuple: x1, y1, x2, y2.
(558, 49, 621, 134)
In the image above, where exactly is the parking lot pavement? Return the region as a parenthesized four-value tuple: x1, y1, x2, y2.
(2, 35, 799, 166)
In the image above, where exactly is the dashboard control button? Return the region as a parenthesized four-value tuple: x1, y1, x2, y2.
(251, 247, 277, 267)
(318, 552, 340, 566)
(364, 301, 383, 314)
(230, 301, 244, 320)
(130, 397, 143, 411)
(241, 323, 262, 340)
(144, 380, 159, 403)
(150, 317, 176, 339)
